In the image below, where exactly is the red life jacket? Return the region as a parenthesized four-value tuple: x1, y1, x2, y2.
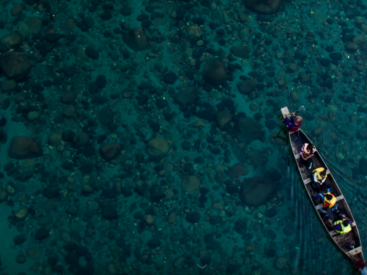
(288, 124, 301, 132)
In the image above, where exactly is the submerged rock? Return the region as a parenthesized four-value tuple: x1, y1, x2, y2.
(102, 204, 118, 220)
(18, 17, 42, 38)
(275, 256, 288, 270)
(202, 58, 227, 85)
(100, 144, 122, 161)
(240, 177, 276, 206)
(1, 79, 17, 92)
(35, 227, 50, 240)
(147, 138, 170, 158)
(174, 256, 186, 269)
(123, 28, 148, 51)
(0, 52, 31, 78)
(181, 176, 200, 193)
(0, 189, 8, 202)
(14, 235, 26, 245)
(230, 45, 251, 59)
(244, 0, 285, 15)
(8, 137, 42, 159)
(174, 87, 199, 105)
(216, 110, 232, 127)
(186, 25, 202, 38)
(186, 211, 200, 223)
(14, 207, 28, 219)
(264, 207, 277, 218)
(247, 150, 268, 167)
(147, 238, 161, 249)
(265, 246, 277, 258)
(164, 71, 178, 84)
(228, 163, 248, 178)
(1, 32, 22, 48)
(236, 117, 263, 142)
(234, 220, 247, 235)
(238, 79, 257, 95)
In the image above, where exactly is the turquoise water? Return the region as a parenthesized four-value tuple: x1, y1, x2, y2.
(0, 0, 366, 274)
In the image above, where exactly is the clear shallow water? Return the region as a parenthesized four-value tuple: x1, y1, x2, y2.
(0, 0, 366, 274)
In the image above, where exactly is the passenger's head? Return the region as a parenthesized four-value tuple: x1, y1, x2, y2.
(309, 143, 315, 151)
(320, 170, 327, 178)
(343, 220, 350, 227)
(325, 194, 333, 200)
(305, 143, 313, 152)
(295, 116, 303, 125)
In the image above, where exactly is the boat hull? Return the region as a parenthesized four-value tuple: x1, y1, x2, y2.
(281, 106, 364, 270)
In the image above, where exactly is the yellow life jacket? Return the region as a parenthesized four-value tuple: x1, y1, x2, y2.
(324, 192, 337, 208)
(334, 219, 352, 235)
(312, 167, 327, 181)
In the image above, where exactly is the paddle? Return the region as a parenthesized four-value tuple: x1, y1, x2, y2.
(283, 105, 305, 119)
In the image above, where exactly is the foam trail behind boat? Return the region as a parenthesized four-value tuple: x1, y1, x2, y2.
(291, 164, 302, 268)
(313, 135, 367, 270)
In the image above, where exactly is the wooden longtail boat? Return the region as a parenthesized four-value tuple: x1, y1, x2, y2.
(281, 106, 365, 270)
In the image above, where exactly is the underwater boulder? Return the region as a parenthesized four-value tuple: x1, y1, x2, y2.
(102, 204, 118, 220)
(264, 247, 277, 258)
(18, 17, 42, 38)
(8, 137, 42, 159)
(264, 242, 277, 258)
(240, 176, 276, 206)
(123, 28, 148, 51)
(1, 79, 17, 92)
(147, 238, 161, 249)
(230, 45, 251, 59)
(234, 220, 247, 235)
(181, 175, 200, 193)
(216, 110, 232, 127)
(173, 87, 199, 105)
(35, 227, 50, 240)
(147, 138, 170, 158)
(1, 32, 22, 48)
(202, 58, 227, 85)
(186, 211, 201, 223)
(186, 25, 202, 38)
(0, 52, 31, 78)
(237, 78, 257, 95)
(236, 117, 263, 143)
(99, 144, 122, 161)
(244, 0, 285, 15)
(247, 150, 268, 167)
(275, 256, 288, 270)
(228, 163, 248, 178)
(173, 256, 186, 269)
(264, 207, 277, 218)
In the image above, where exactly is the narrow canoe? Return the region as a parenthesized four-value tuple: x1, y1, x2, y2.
(281, 106, 365, 270)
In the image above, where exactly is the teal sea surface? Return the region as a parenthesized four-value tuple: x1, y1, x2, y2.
(0, 0, 366, 274)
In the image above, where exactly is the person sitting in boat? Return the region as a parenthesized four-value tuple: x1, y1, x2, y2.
(319, 209, 352, 234)
(313, 192, 338, 209)
(300, 143, 316, 170)
(312, 167, 328, 191)
(333, 215, 353, 235)
(283, 112, 303, 132)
